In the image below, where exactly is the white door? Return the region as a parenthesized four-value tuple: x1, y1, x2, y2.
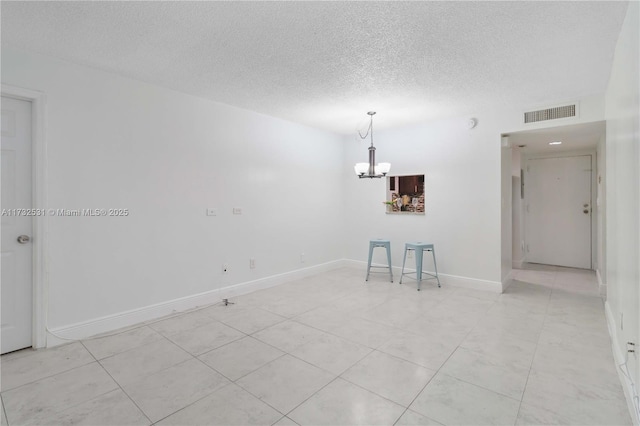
(526, 155, 592, 269)
(1, 96, 33, 354)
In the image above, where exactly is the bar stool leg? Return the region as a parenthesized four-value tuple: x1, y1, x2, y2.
(386, 245, 393, 283)
(431, 248, 441, 287)
(399, 247, 408, 284)
(415, 247, 424, 291)
(366, 243, 374, 281)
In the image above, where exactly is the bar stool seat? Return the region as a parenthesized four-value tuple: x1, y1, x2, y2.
(399, 242, 440, 291)
(366, 239, 393, 283)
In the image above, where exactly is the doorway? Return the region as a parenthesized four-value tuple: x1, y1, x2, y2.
(525, 155, 592, 268)
(1, 86, 47, 353)
(506, 121, 604, 273)
(2, 96, 34, 353)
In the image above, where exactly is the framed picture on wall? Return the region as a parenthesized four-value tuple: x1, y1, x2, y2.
(385, 174, 425, 215)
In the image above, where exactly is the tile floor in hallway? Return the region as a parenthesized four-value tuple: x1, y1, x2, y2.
(0, 264, 632, 426)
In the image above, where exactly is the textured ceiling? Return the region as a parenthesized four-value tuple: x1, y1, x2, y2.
(1, 1, 629, 134)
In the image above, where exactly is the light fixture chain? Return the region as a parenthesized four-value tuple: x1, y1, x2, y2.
(358, 119, 372, 140)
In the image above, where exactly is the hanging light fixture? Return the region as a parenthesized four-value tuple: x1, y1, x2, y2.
(354, 111, 391, 178)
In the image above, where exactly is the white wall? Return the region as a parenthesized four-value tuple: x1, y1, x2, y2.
(512, 176, 524, 268)
(511, 146, 525, 268)
(501, 143, 513, 285)
(596, 134, 607, 295)
(1, 47, 345, 333)
(604, 1, 640, 422)
(342, 116, 502, 290)
(342, 95, 606, 292)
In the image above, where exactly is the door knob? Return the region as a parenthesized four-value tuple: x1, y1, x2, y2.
(17, 235, 30, 244)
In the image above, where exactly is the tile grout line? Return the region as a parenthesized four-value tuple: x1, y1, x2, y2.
(360, 286, 492, 423)
(148, 328, 314, 424)
(394, 335, 466, 425)
(148, 381, 238, 425)
(230, 307, 409, 422)
(79, 340, 154, 425)
(281, 375, 343, 420)
(512, 268, 555, 425)
(0, 394, 8, 426)
(392, 283, 544, 423)
(0, 345, 95, 393)
(91, 327, 235, 424)
(128, 330, 240, 422)
(226, 354, 304, 418)
(292, 281, 499, 424)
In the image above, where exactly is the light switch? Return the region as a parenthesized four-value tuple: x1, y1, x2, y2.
(233, 208, 242, 215)
(207, 208, 217, 216)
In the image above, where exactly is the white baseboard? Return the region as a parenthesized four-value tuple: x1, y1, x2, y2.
(342, 259, 502, 293)
(605, 301, 640, 425)
(46, 259, 347, 346)
(47, 258, 504, 346)
(597, 269, 607, 298)
(443, 272, 503, 293)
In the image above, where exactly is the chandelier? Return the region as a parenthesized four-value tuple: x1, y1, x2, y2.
(354, 111, 391, 178)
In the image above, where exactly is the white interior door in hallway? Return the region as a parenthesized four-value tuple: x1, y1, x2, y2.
(1, 96, 33, 354)
(525, 155, 592, 269)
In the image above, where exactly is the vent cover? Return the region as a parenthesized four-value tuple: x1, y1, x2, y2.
(524, 104, 576, 123)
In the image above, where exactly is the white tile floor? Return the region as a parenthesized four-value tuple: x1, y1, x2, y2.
(0, 264, 632, 425)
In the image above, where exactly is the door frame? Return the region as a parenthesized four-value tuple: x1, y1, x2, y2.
(523, 149, 597, 269)
(2, 84, 48, 349)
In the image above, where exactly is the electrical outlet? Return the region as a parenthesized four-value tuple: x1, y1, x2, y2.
(300, 253, 305, 263)
(222, 264, 229, 274)
(233, 207, 242, 215)
(250, 258, 256, 269)
(408, 250, 414, 259)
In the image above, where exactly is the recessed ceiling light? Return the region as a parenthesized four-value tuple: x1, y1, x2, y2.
(549, 141, 562, 145)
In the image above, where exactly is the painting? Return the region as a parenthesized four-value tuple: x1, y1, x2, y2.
(385, 174, 425, 214)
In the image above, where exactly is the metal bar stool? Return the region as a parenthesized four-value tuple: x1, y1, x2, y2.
(366, 239, 393, 282)
(399, 242, 440, 291)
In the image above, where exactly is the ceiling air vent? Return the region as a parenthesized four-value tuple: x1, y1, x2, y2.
(524, 104, 576, 123)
